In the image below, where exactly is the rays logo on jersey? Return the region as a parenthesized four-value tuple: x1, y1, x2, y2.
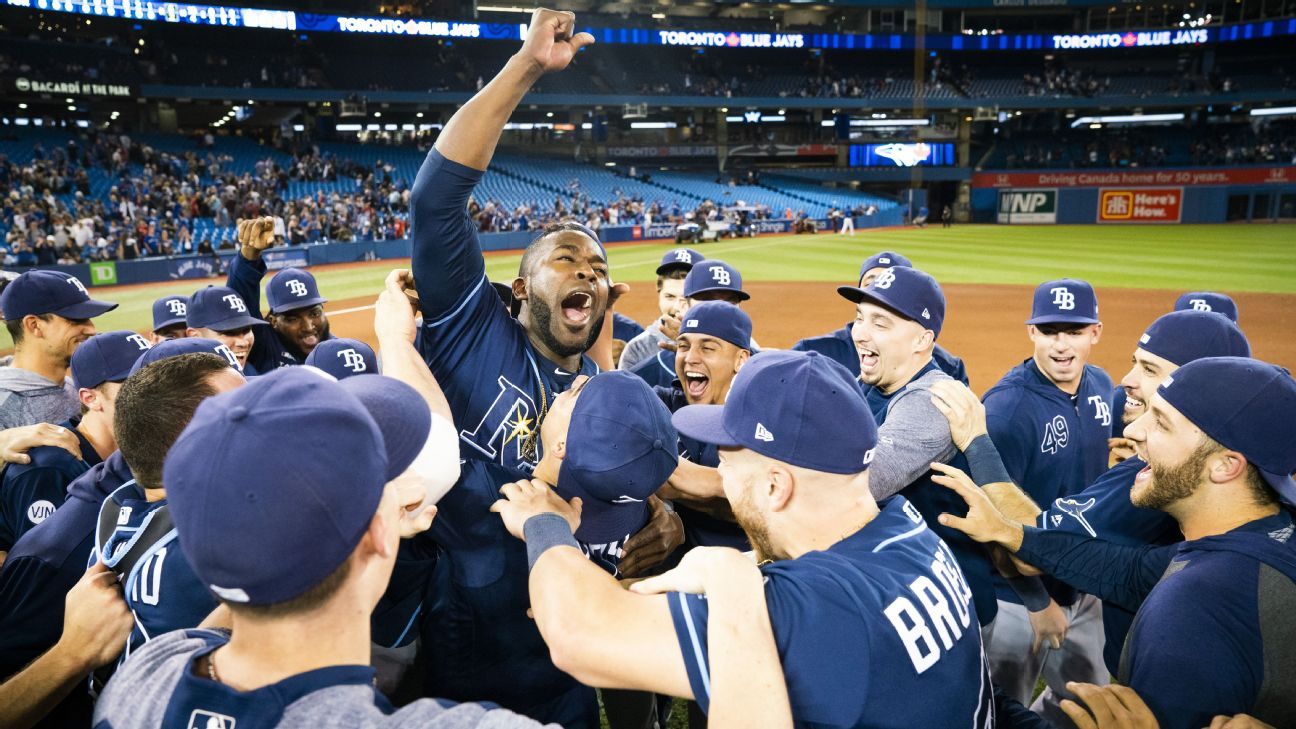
(1052, 497, 1097, 537)
(459, 376, 540, 468)
(1087, 395, 1112, 427)
(1040, 415, 1070, 454)
(188, 709, 236, 729)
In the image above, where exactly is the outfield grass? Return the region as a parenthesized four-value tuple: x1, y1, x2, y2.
(4, 224, 1292, 346)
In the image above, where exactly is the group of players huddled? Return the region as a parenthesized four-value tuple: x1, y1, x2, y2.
(0, 10, 1293, 729)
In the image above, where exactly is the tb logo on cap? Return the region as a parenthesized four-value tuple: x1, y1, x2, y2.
(1051, 287, 1075, 310)
(214, 345, 240, 368)
(66, 275, 88, 295)
(709, 266, 731, 286)
(286, 280, 309, 297)
(1189, 299, 1212, 312)
(674, 250, 693, 263)
(127, 333, 151, 350)
(222, 294, 248, 313)
(167, 299, 187, 316)
(874, 270, 896, 289)
(337, 348, 368, 373)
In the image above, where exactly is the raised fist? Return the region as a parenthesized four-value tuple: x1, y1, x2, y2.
(517, 8, 595, 75)
(236, 216, 276, 256)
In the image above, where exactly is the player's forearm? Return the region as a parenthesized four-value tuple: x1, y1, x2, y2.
(434, 56, 543, 171)
(984, 482, 1042, 524)
(704, 567, 792, 729)
(226, 252, 267, 317)
(0, 640, 91, 729)
(530, 545, 633, 684)
(376, 333, 454, 423)
(1015, 527, 1172, 612)
(666, 458, 725, 501)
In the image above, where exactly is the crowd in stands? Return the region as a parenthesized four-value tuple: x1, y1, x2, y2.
(1022, 62, 1111, 98)
(999, 120, 1296, 169)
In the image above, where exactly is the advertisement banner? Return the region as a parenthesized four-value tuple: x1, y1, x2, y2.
(263, 249, 310, 270)
(169, 256, 224, 280)
(997, 189, 1057, 224)
(606, 146, 718, 158)
(1097, 188, 1183, 223)
(88, 261, 118, 286)
(974, 166, 1296, 189)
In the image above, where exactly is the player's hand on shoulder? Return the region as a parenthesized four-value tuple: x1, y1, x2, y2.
(931, 461, 1023, 550)
(0, 422, 82, 464)
(929, 380, 988, 451)
(630, 546, 758, 596)
(58, 562, 132, 671)
(1059, 683, 1158, 729)
(491, 478, 582, 540)
(374, 269, 420, 345)
(516, 8, 596, 76)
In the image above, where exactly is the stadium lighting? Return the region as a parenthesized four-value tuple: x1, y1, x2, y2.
(416, 112, 424, 118)
(630, 122, 677, 129)
(1250, 106, 1296, 117)
(336, 124, 362, 131)
(476, 5, 532, 12)
(818, 118, 930, 127)
(1070, 113, 1184, 127)
(17, 103, 26, 109)
(651, 13, 666, 19)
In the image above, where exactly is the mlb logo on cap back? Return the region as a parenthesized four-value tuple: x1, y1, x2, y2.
(266, 268, 328, 314)
(1026, 278, 1099, 326)
(858, 250, 913, 281)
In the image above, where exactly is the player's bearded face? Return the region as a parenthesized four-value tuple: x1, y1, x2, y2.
(1131, 438, 1212, 510)
(1128, 399, 1212, 511)
(271, 305, 329, 357)
(719, 447, 783, 562)
(526, 235, 610, 358)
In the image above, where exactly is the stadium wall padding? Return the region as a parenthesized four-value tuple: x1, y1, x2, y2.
(27, 215, 905, 287)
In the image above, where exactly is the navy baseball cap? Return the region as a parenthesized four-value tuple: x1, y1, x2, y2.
(266, 268, 328, 314)
(0, 270, 116, 321)
(673, 350, 877, 475)
(163, 367, 428, 605)
(187, 286, 261, 332)
(1137, 310, 1250, 366)
(557, 371, 679, 544)
(1156, 357, 1296, 505)
(656, 248, 706, 276)
(858, 251, 913, 281)
(837, 266, 946, 337)
(129, 337, 242, 376)
(337, 373, 432, 481)
(1027, 279, 1099, 326)
(679, 301, 752, 350)
(71, 330, 152, 389)
(305, 338, 377, 380)
(152, 295, 189, 331)
(1174, 292, 1239, 323)
(683, 260, 749, 301)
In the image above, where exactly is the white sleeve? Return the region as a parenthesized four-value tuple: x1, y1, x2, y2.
(410, 413, 461, 507)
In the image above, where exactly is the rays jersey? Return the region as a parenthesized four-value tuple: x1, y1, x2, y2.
(95, 483, 216, 663)
(668, 497, 993, 728)
(411, 150, 598, 473)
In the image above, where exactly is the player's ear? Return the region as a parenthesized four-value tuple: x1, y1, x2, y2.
(733, 349, 751, 374)
(767, 463, 794, 512)
(78, 387, 99, 411)
(511, 276, 529, 302)
(1090, 322, 1103, 344)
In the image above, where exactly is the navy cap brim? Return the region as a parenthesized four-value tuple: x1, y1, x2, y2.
(270, 297, 328, 315)
(153, 316, 187, 331)
(671, 404, 742, 448)
(202, 313, 263, 332)
(687, 287, 751, 302)
(837, 285, 922, 326)
(53, 299, 118, 320)
(1259, 468, 1296, 506)
(656, 263, 693, 276)
(1025, 315, 1101, 325)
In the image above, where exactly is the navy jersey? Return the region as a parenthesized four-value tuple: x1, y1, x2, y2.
(982, 358, 1113, 605)
(0, 420, 99, 551)
(96, 483, 217, 662)
(0, 451, 132, 729)
(92, 630, 548, 729)
(411, 150, 599, 473)
(1109, 384, 1127, 438)
(225, 254, 334, 373)
(1036, 455, 1180, 672)
(1018, 511, 1296, 729)
(628, 349, 678, 389)
(421, 459, 598, 728)
(669, 497, 993, 728)
(651, 386, 750, 551)
(865, 363, 996, 626)
(612, 312, 644, 342)
(792, 324, 970, 386)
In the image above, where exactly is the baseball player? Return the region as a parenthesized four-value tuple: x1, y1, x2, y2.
(229, 217, 335, 371)
(932, 308, 1252, 677)
(618, 248, 703, 371)
(185, 286, 261, 373)
(147, 295, 189, 344)
(836, 266, 998, 625)
(305, 338, 378, 380)
(490, 350, 995, 728)
(0, 330, 147, 558)
(934, 356, 1296, 728)
(0, 271, 116, 429)
(0, 339, 237, 728)
(977, 278, 1113, 720)
(793, 251, 968, 384)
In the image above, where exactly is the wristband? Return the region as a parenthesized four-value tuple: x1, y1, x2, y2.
(964, 434, 1014, 487)
(1006, 576, 1052, 612)
(523, 513, 579, 571)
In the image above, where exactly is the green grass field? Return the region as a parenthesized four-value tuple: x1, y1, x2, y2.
(4, 223, 1292, 345)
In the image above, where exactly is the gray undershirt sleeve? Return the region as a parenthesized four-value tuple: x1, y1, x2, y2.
(867, 384, 959, 500)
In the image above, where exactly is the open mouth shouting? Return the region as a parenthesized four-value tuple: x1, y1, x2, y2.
(683, 369, 711, 400)
(560, 290, 594, 326)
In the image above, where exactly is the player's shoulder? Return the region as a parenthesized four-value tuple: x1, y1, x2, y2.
(1082, 364, 1114, 391)
(96, 630, 225, 722)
